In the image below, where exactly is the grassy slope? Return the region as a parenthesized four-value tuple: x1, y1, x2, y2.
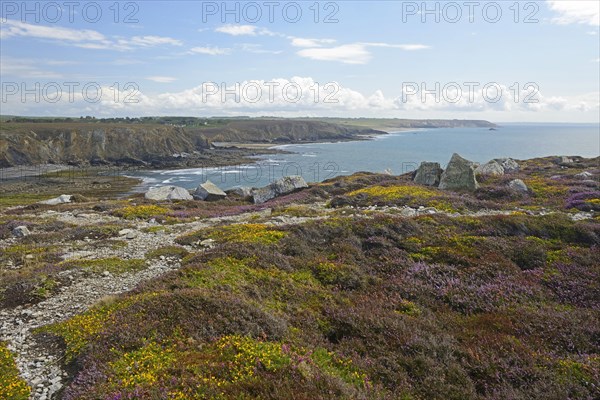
(1, 156, 598, 399)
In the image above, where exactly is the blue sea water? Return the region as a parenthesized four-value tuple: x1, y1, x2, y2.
(127, 123, 600, 191)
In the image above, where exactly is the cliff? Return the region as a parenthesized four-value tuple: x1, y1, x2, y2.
(0, 123, 199, 167)
(194, 119, 382, 143)
(0, 120, 382, 167)
(0, 118, 495, 167)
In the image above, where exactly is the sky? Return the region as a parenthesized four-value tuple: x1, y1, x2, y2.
(1, 0, 599, 122)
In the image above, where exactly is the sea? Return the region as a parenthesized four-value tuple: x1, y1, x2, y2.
(126, 123, 600, 192)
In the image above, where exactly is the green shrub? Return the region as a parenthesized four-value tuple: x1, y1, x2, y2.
(145, 246, 189, 260)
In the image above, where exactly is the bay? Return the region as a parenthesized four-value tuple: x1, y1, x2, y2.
(127, 123, 599, 192)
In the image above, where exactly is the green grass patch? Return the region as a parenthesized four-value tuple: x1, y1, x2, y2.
(141, 226, 169, 234)
(60, 257, 145, 274)
(146, 246, 189, 260)
(347, 185, 439, 201)
(176, 223, 286, 246)
(0, 193, 51, 209)
(113, 205, 169, 220)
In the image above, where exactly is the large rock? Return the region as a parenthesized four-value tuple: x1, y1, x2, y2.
(193, 180, 227, 201)
(39, 194, 72, 205)
(574, 171, 593, 179)
(439, 153, 479, 191)
(12, 226, 31, 237)
(145, 186, 193, 201)
(494, 158, 519, 173)
(475, 160, 504, 176)
(252, 175, 308, 204)
(556, 156, 574, 164)
(508, 179, 528, 193)
(228, 186, 253, 199)
(413, 162, 443, 186)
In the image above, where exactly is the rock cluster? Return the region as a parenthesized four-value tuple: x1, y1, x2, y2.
(414, 154, 521, 192)
(143, 176, 309, 204)
(475, 157, 520, 176)
(495, 158, 520, 173)
(251, 176, 308, 204)
(145, 186, 193, 201)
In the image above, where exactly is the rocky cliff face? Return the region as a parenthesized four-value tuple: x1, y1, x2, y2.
(0, 118, 494, 167)
(191, 120, 382, 143)
(0, 124, 199, 167)
(0, 120, 383, 167)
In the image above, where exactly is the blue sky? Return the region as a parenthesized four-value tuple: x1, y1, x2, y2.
(1, 0, 599, 122)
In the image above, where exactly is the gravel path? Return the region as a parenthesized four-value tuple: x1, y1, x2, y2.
(0, 208, 271, 399)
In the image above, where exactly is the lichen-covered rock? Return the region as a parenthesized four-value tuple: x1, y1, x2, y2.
(12, 226, 31, 237)
(494, 158, 520, 173)
(145, 186, 193, 201)
(556, 156, 574, 164)
(226, 187, 253, 201)
(508, 179, 528, 193)
(574, 171, 593, 179)
(252, 176, 308, 204)
(193, 180, 227, 201)
(439, 153, 479, 191)
(475, 160, 505, 176)
(413, 162, 443, 186)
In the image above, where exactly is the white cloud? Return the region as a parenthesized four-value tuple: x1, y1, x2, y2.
(111, 58, 144, 65)
(215, 24, 275, 36)
(0, 58, 64, 78)
(125, 36, 182, 47)
(297, 44, 371, 64)
(215, 24, 258, 36)
(593, 58, 600, 63)
(146, 76, 177, 83)
(2, 77, 598, 122)
(0, 19, 182, 50)
(296, 42, 429, 64)
(290, 37, 337, 47)
(189, 46, 231, 55)
(239, 44, 282, 54)
(547, 1, 600, 26)
(363, 42, 430, 51)
(45, 60, 79, 66)
(1, 19, 106, 42)
(211, 26, 428, 63)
